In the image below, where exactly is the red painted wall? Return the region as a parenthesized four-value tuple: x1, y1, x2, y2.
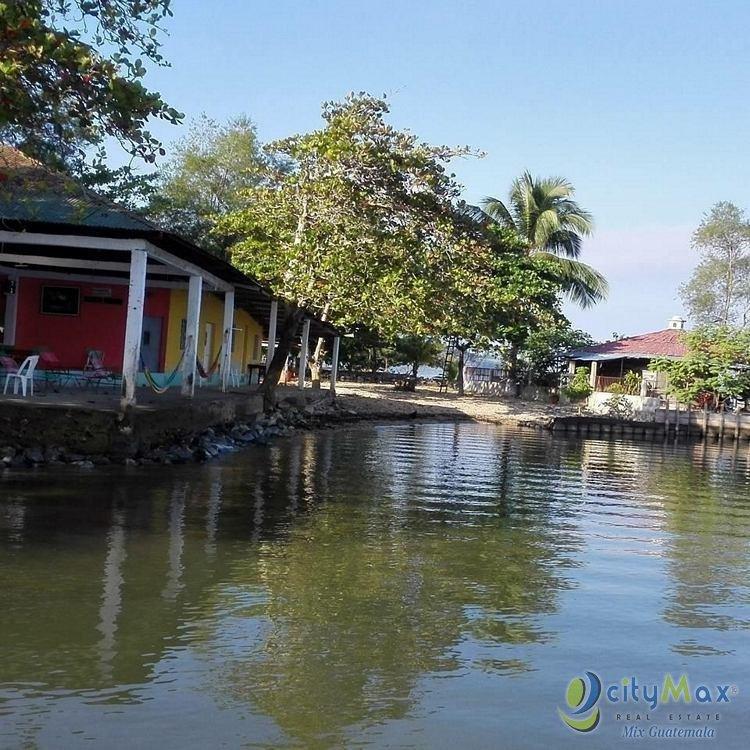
(0, 274, 7, 334)
(14, 277, 170, 370)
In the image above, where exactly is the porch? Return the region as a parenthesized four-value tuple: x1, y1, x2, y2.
(565, 356, 666, 397)
(0, 148, 341, 411)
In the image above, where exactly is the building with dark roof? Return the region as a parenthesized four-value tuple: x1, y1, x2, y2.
(0, 147, 340, 406)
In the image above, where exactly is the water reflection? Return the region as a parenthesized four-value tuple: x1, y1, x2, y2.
(96, 507, 126, 682)
(1, 424, 749, 748)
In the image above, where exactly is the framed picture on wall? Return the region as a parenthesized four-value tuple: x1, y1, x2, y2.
(41, 286, 80, 316)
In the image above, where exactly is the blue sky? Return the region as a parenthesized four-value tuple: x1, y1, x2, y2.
(138, 0, 750, 340)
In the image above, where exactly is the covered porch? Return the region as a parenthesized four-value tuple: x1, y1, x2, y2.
(0, 229, 342, 408)
(566, 354, 663, 396)
(0, 146, 342, 410)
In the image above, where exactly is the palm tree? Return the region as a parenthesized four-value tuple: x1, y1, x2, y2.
(478, 172, 607, 307)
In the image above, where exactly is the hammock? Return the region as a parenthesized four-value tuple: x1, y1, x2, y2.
(141, 349, 186, 395)
(196, 346, 223, 380)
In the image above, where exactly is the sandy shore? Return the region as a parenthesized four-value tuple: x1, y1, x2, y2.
(333, 382, 576, 430)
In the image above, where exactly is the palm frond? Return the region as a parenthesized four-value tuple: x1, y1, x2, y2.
(536, 175, 574, 199)
(533, 208, 561, 249)
(537, 253, 609, 307)
(539, 229, 583, 258)
(480, 196, 516, 230)
(460, 203, 491, 225)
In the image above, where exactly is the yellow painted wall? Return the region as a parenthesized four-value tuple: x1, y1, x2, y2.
(163, 289, 263, 373)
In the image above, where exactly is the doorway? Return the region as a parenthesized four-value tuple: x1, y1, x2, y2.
(140, 316, 163, 371)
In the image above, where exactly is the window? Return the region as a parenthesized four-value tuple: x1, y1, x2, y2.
(232, 327, 242, 353)
(253, 335, 261, 361)
(41, 286, 80, 316)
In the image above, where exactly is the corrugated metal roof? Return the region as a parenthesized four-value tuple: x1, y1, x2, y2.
(568, 329, 687, 360)
(0, 146, 157, 230)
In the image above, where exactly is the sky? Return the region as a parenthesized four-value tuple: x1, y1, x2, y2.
(135, 0, 750, 341)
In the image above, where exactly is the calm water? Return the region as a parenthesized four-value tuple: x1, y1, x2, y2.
(1, 423, 749, 749)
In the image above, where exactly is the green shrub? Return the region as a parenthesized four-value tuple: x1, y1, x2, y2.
(622, 370, 642, 395)
(562, 367, 593, 401)
(606, 382, 625, 394)
(605, 394, 635, 420)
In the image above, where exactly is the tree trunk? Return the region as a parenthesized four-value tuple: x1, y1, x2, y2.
(309, 337, 327, 389)
(457, 347, 465, 396)
(411, 361, 419, 379)
(307, 303, 330, 389)
(259, 307, 304, 412)
(506, 343, 519, 380)
(724, 259, 734, 325)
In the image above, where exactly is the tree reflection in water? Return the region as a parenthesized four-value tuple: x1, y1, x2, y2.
(1, 423, 749, 748)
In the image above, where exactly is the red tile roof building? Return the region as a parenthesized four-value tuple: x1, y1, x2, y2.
(568, 329, 688, 361)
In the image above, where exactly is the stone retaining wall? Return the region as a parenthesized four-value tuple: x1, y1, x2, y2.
(0, 389, 333, 465)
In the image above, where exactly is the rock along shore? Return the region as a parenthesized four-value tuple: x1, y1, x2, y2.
(0, 384, 566, 470)
(0, 396, 462, 469)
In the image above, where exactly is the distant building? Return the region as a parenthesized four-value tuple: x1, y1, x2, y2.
(567, 317, 688, 395)
(463, 352, 505, 395)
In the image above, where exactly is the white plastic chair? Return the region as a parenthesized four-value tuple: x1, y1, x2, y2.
(3, 355, 39, 397)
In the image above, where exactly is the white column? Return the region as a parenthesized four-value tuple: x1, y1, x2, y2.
(266, 299, 278, 372)
(589, 360, 598, 390)
(298, 318, 310, 389)
(121, 248, 148, 408)
(181, 275, 202, 396)
(567, 359, 576, 374)
(2, 273, 18, 346)
(221, 290, 235, 392)
(330, 336, 340, 395)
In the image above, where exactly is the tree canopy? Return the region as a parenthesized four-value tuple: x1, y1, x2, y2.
(680, 202, 750, 328)
(0, 0, 181, 172)
(220, 93, 478, 339)
(651, 326, 750, 406)
(518, 327, 594, 387)
(148, 114, 273, 255)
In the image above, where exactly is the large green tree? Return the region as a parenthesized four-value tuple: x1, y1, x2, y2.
(0, 0, 181, 173)
(219, 93, 479, 398)
(680, 202, 750, 327)
(475, 172, 607, 308)
(148, 115, 274, 256)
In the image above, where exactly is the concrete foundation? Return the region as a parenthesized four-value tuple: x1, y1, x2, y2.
(0, 386, 332, 458)
(551, 412, 750, 443)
